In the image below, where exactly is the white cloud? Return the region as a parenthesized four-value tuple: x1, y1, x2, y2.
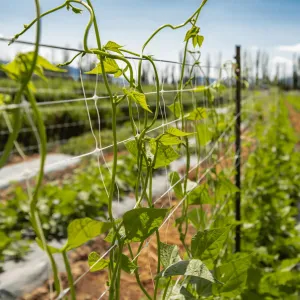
(277, 43, 300, 53)
(271, 56, 293, 66)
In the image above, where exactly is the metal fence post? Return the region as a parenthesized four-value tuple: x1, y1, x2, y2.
(235, 45, 242, 252)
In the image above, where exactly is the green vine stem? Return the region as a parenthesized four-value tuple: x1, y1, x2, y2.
(62, 250, 76, 300)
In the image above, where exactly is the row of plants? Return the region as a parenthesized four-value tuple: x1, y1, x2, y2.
(241, 94, 300, 298)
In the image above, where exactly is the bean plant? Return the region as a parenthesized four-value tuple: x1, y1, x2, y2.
(2, 0, 299, 299)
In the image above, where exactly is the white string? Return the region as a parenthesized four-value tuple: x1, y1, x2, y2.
(0, 77, 234, 111)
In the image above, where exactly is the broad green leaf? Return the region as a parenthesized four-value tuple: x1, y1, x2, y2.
(156, 133, 183, 146)
(190, 277, 213, 297)
(166, 127, 194, 137)
(196, 123, 212, 146)
(156, 259, 217, 283)
(120, 254, 137, 274)
(36, 238, 61, 254)
(123, 208, 168, 242)
(188, 184, 212, 205)
(187, 208, 207, 231)
(150, 140, 180, 169)
(28, 53, 66, 72)
(216, 172, 239, 200)
(160, 242, 181, 268)
(64, 218, 112, 251)
(104, 41, 123, 55)
(125, 140, 138, 157)
(169, 171, 183, 199)
(168, 102, 182, 118)
(0, 232, 10, 249)
(85, 58, 120, 75)
(123, 88, 152, 113)
(213, 254, 252, 297)
(88, 251, 110, 272)
(186, 107, 207, 120)
(278, 258, 300, 272)
(191, 227, 230, 268)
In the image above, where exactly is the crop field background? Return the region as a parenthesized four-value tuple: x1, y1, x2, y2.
(0, 0, 300, 300)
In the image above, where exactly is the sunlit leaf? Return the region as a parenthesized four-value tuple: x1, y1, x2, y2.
(166, 127, 194, 137)
(184, 26, 200, 42)
(64, 218, 112, 251)
(213, 254, 252, 297)
(88, 251, 110, 272)
(86, 58, 120, 75)
(120, 254, 137, 274)
(36, 238, 61, 253)
(123, 208, 168, 242)
(160, 242, 181, 268)
(168, 102, 182, 118)
(156, 259, 217, 283)
(150, 139, 180, 169)
(123, 88, 152, 113)
(0, 232, 10, 249)
(169, 171, 183, 199)
(191, 227, 230, 268)
(188, 184, 212, 205)
(186, 107, 207, 120)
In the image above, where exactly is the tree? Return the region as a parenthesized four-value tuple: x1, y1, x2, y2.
(255, 50, 260, 86)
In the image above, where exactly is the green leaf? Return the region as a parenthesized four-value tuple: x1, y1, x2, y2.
(156, 133, 183, 146)
(36, 238, 61, 254)
(120, 254, 137, 274)
(64, 218, 112, 251)
(85, 58, 120, 75)
(166, 127, 194, 137)
(156, 259, 217, 283)
(169, 171, 183, 199)
(125, 140, 139, 157)
(71, 6, 82, 14)
(33, 53, 67, 72)
(160, 242, 181, 268)
(216, 172, 239, 201)
(0, 232, 10, 249)
(278, 258, 300, 272)
(188, 184, 213, 205)
(197, 35, 204, 47)
(213, 254, 252, 297)
(191, 227, 230, 268)
(168, 102, 182, 118)
(88, 251, 110, 272)
(123, 88, 152, 113)
(104, 41, 123, 55)
(150, 140, 180, 169)
(123, 208, 168, 242)
(192, 36, 198, 48)
(196, 123, 212, 146)
(186, 107, 207, 120)
(184, 27, 200, 42)
(105, 227, 126, 243)
(187, 208, 207, 231)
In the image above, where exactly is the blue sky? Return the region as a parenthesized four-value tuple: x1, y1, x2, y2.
(1, 0, 300, 77)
